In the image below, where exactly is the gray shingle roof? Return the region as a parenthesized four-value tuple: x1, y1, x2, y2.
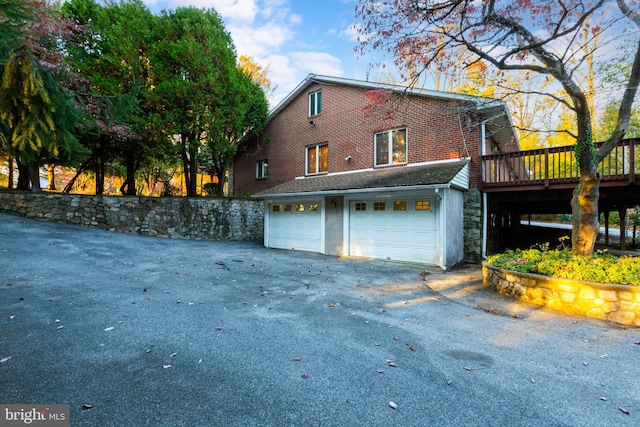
(254, 160, 469, 197)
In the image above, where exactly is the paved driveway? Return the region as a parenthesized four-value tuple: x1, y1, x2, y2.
(1, 212, 639, 426)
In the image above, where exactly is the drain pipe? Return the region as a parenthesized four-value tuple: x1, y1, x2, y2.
(481, 121, 488, 259)
(435, 188, 445, 269)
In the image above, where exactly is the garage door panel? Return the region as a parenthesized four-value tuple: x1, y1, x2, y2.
(268, 202, 321, 252)
(349, 199, 437, 264)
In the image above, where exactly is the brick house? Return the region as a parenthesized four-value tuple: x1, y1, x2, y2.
(233, 74, 518, 268)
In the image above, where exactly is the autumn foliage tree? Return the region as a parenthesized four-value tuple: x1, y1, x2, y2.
(0, 0, 83, 191)
(356, 0, 640, 256)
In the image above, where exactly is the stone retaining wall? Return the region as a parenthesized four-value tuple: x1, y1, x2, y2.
(483, 262, 640, 326)
(463, 189, 482, 262)
(0, 191, 264, 241)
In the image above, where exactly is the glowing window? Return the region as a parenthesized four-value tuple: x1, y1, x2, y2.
(309, 203, 319, 212)
(375, 128, 407, 166)
(393, 201, 407, 211)
(296, 204, 305, 212)
(373, 202, 386, 211)
(415, 200, 431, 211)
(307, 143, 328, 175)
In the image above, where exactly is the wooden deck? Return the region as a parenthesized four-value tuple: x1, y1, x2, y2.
(481, 138, 640, 191)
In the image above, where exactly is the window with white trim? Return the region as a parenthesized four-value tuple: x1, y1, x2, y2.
(415, 200, 431, 211)
(306, 143, 328, 175)
(309, 91, 322, 116)
(355, 202, 367, 211)
(375, 128, 407, 166)
(256, 159, 268, 179)
(393, 201, 407, 211)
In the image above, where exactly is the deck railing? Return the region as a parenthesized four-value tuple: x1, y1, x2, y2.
(481, 138, 640, 189)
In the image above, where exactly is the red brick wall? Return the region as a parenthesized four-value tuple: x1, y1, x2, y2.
(233, 82, 484, 196)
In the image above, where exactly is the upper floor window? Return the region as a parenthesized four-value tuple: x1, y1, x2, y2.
(375, 128, 407, 166)
(307, 143, 328, 175)
(256, 159, 268, 179)
(309, 91, 322, 116)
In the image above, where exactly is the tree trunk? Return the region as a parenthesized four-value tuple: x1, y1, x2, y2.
(570, 173, 600, 256)
(187, 153, 197, 196)
(123, 149, 136, 196)
(567, 84, 599, 256)
(7, 157, 14, 190)
(63, 156, 95, 193)
(28, 161, 41, 192)
(214, 161, 226, 196)
(16, 159, 30, 190)
(95, 156, 105, 195)
(47, 164, 56, 191)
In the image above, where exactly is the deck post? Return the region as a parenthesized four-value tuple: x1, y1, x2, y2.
(630, 141, 635, 184)
(544, 148, 549, 188)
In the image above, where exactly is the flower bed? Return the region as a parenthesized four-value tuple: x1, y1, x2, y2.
(483, 262, 640, 326)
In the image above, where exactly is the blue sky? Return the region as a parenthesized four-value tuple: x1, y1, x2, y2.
(141, 0, 387, 107)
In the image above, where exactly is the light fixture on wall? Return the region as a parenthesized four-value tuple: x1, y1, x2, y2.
(344, 155, 352, 163)
(331, 199, 337, 208)
(309, 120, 315, 126)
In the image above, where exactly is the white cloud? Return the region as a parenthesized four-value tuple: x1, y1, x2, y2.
(153, 0, 259, 23)
(228, 21, 294, 59)
(206, 0, 259, 24)
(343, 23, 369, 43)
(290, 52, 343, 77)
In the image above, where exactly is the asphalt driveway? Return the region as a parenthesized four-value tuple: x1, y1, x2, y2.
(1, 212, 639, 426)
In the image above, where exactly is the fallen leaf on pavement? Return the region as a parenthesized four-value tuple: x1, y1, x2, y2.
(389, 401, 398, 410)
(82, 404, 94, 410)
(598, 397, 607, 401)
(301, 374, 310, 379)
(619, 407, 630, 415)
(163, 365, 171, 369)
(0, 356, 11, 363)
(292, 357, 302, 362)
(104, 327, 115, 332)
(169, 353, 177, 358)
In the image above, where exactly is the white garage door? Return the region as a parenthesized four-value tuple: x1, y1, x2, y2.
(267, 201, 322, 252)
(349, 198, 437, 264)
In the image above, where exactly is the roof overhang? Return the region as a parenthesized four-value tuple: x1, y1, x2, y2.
(253, 159, 470, 199)
(268, 74, 506, 121)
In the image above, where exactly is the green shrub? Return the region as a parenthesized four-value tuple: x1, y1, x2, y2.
(487, 246, 640, 286)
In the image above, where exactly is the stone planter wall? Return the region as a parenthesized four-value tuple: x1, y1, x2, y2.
(0, 191, 264, 241)
(483, 262, 640, 326)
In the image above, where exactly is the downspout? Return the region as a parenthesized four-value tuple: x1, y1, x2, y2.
(481, 122, 488, 259)
(435, 188, 445, 269)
